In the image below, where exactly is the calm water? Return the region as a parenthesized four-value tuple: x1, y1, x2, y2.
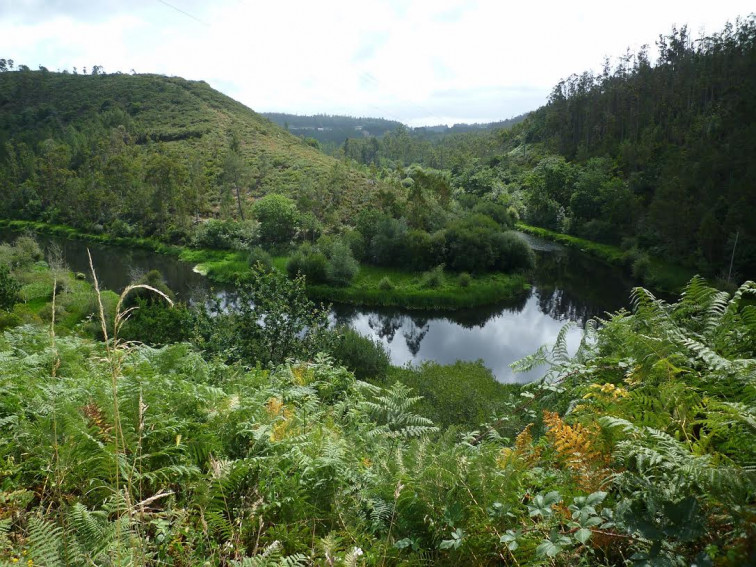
(2, 229, 636, 382)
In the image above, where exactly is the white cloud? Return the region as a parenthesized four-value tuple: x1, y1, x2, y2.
(1, 0, 753, 124)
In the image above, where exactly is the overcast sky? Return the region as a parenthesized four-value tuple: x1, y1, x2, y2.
(1, 0, 753, 126)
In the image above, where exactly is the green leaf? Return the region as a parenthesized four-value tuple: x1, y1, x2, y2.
(500, 530, 519, 551)
(574, 528, 592, 544)
(536, 540, 563, 558)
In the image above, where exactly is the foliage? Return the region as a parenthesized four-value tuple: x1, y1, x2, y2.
(0, 263, 20, 310)
(118, 298, 194, 346)
(328, 326, 391, 381)
(196, 265, 333, 366)
(252, 193, 299, 247)
(0, 70, 385, 238)
(247, 245, 273, 271)
(286, 242, 328, 284)
(0, 273, 754, 564)
(192, 219, 258, 250)
(323, 238, 359, 286)
(390, 360, 522, 430)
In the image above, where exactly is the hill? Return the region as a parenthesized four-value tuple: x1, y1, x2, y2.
(264, 111, 529, 161)
(517, 17, 756, 278)
(261, 112, 404, 145)
(347, 17, 755, 280)
(0, 71, 387, 238)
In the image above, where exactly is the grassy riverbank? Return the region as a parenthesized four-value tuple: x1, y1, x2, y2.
(517, 223, 695, 293)
(1, 220, 530, 309)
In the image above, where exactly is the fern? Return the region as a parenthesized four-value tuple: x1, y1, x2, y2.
(230, 540, 308, 566)
(28, 516, 64, 567)
(363, 382, 438, 439)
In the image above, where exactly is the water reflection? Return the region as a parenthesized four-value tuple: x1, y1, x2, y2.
(330, 239, 634, 383)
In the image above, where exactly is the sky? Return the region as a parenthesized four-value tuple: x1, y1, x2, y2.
(1, 0, 753, 126)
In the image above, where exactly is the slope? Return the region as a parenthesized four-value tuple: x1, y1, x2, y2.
(0, 70, 386, 238)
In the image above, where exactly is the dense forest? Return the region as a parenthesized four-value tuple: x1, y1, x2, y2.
(338, 17, 756, 281)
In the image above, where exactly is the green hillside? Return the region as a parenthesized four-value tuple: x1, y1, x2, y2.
(0, 70, 387, 238)
(339, 17, 756, 281)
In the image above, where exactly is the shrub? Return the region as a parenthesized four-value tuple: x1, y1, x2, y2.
(342, 229, 366, 261)
(444, 214, 500, 272)
(420, 264, 445, 289)
(10, 235, 43, 267)
(109, 218, 136, 237)
(325, 240, 359, 286)
(192, 219, 257, 250)
(329, 327, 390, 381)
(0, 264, 21, 310)
(119, 300, 195, 345)
(247, 246, 273, 271)
(252, 194, 298, 247)
(122, 269, 175, 309)
(370, 216, 408, 267)
(0, 310, 21, 330)
(286, 243, 328, 284)
(458, 272, 472, 287)
(472, 201, 514, 228)
(491, 231, 536, 272)
(390, 361, 519, 429)
(405, 229, 435, 271)
(378, 276, 394, 291)
(631, 249, 652, 280)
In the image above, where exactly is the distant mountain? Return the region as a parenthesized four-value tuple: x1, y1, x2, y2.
(262, 112, 529, 148)
(0, 71, 385, 236)
(261, 113, 404, 148)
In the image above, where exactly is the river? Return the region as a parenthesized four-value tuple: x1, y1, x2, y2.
(2, 229, 636, 382)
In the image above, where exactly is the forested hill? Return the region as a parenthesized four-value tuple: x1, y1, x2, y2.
(261, 112, 404, 145)
(519, 17, 756, 278)
(332, 17, 756, 279)
(262, 111, 529, 152)
(0, 71, 383, 238)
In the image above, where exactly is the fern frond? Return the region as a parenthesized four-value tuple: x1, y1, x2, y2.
(28, 516, 64, 567)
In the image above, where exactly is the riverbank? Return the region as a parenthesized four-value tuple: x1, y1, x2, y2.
(516, 223, 695, 293)
(1, 220, 531, 310)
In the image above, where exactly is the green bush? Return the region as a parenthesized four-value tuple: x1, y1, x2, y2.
(472, 201, 515, 228)
(119, 300, 195, 345)
(324, 240, 360, 286)
(191, 219, 257, 250)
(631, 249, 652, 280)
(329, 327, 390, 381)
(420, 264, 445, 289)
(0, 264, 21, 310)
(390, 361, 519, 429)
(378, 276, 394, 290)
(247, 246, 273, 271)
(286, 243, 328, 284)
(458, 272, 472, 287)
(252, 194, 298, 247)
(0, 310, 21, 330)
(122, 269, 175, 308)
(491, 231, 536, 272)
(369, 216, 408, 267)
(324, 240, 359, 286)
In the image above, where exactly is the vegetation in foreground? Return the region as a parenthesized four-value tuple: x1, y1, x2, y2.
(0, 231, 754, 565)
